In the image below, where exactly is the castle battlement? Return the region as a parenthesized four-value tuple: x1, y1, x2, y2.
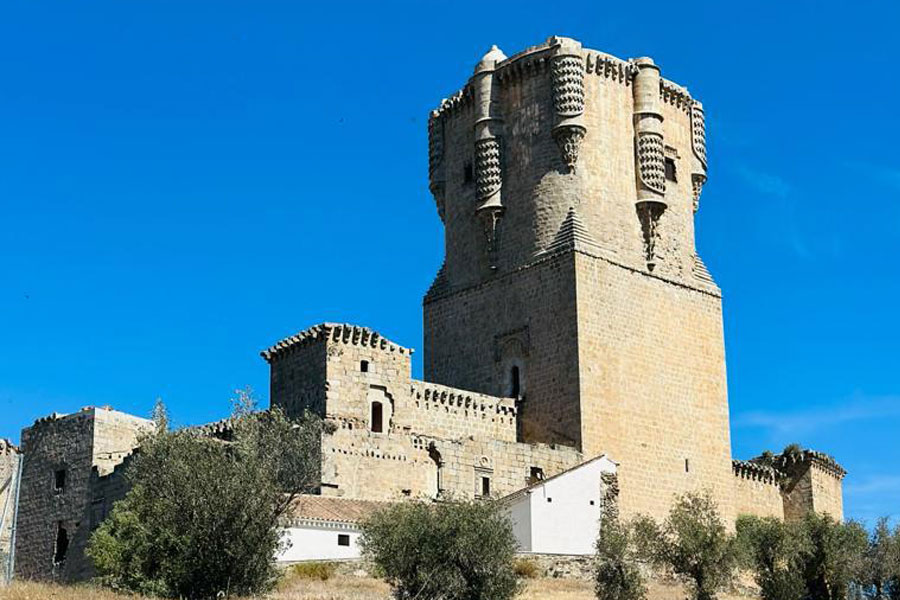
(732, 459, 780, 486)
(261, 322, 412, 364)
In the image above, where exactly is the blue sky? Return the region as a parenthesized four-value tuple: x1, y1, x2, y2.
(1, 1, 897, 524)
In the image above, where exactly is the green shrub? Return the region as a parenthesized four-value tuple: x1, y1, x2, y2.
(360, 499, 521, 600)
(513, 558, 541, 579)
(633, 491, 737, 600)
(87, 393, 324, 599)
(289, 561, 337, 581)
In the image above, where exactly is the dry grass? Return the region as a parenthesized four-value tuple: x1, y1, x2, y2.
(0, 575, 757, 600)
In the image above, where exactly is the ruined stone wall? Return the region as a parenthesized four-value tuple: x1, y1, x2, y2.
(575, 252, 733, 521)
(15, 410, 97, 581)
(88, 453, 136, 536)
(0, 440, 21, 569)
(14, 408, 149, 582)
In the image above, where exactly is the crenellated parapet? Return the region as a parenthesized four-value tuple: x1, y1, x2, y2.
(408, 380, 518, 443)
(261, 322, 412, 363)
(765, 448, 847, 480)
(733, 447, 847, 522)
(732, 459, 780, 486)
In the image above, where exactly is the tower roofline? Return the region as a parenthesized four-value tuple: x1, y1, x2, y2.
(430, 36, 701, 121)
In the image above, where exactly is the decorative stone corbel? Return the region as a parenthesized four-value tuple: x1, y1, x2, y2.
(550, 37, 586, 173)
(472, 45, 507, 268)
(632, 57, 667, 271)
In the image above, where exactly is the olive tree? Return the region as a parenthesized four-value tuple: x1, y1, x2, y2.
(594, 507, 647, 600)
(88, 391, 324, 599)
(633, 491, 737, 600)
(360, 499, 520, 600)
(736, 515, 811, 600)
(799, 512, 867, 600)
(857, 517, 900, 600)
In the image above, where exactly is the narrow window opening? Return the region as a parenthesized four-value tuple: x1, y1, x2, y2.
(337, 534, 350, 546)
(529, 466, 544, 484)
(510, 366, 521, 398)
(54, 522, 69, 565)
(360, 360, 369, 373)
(480, 476, 491, 497)
(463, 162, 473, 184)
(547, 497, 553, 503)
(685, 458, 690, 473)
(665, 157, 677, 182)
(429, 445, 443, 498)
(371, 401, 383, 433)
(590, 500, 595, 506)
(54, 469, 66, 493)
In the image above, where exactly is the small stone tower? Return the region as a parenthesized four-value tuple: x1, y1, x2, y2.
(423, 37, 730, 519)
(14, 408, 151, 581)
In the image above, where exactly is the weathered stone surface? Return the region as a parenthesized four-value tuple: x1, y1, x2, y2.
(0, 439, 21, 567)
(14, 408, 151, 582)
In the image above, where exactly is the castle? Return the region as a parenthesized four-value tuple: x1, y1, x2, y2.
(3, 36, 845, 583)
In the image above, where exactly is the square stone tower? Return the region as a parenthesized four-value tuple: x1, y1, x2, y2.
(14, 407, 151, 581)
(423, 36, 732, 519)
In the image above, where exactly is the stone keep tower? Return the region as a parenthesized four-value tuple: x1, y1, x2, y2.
(423, 36, 731, 519)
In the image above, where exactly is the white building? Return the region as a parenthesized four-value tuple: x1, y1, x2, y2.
(277, 495, 385, 563)
(503, 454, 618, 555)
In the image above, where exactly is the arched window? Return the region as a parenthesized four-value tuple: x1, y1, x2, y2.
(510, 366, 521, 398)
(371, 401, 383, 433)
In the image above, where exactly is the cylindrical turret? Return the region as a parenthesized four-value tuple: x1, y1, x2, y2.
(632, 57, 667, 271)
(471, 45, 507, 268)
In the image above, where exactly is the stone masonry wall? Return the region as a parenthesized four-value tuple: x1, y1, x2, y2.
(430, 38, 708, 296)
(14, 408, 149, 582)
(269, 335, 328, 419)
(15, 410, 97, 581)
(732, 462, 784, 520)
(574, 252, 734, 521)
(0, 440, 21, 569)
(264, 323, 583, 501)
(425, 251, 583, 448)
(809, 465, 844, 520)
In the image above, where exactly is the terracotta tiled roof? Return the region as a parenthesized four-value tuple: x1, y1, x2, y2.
(284, 494, 391, 526)
(261, 323, 412, 363)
